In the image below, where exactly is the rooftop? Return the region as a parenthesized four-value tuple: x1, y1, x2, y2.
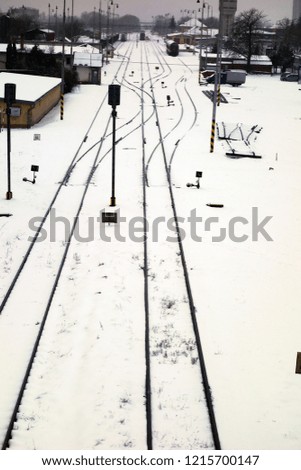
(0, 71, 61, 103)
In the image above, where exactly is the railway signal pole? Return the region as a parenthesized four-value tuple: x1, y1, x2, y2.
(4, 83, 16, 200)
(108, 84, 120, 207)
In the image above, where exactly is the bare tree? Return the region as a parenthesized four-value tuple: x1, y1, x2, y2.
(226, 8, 266, 72)
(269, 17, 301, 72)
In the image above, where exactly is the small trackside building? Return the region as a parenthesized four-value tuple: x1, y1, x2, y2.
(0, 72, 61, 128)
(73, 51, 103, 85)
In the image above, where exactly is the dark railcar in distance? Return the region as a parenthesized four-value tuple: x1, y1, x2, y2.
(120, 33, 127, 42)
(166, 40, 179, 57)
(140, 31, 146, 40)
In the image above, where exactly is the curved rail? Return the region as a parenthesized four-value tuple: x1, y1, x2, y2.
(142, 39, 221, 450)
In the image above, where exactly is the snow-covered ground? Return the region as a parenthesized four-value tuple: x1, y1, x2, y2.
(0, 37, 301, 451)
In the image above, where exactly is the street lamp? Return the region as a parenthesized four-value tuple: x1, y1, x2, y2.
(207, 4, 213, 39)
(111, 3, 119, 40)
(55, 5, 58, 38)
(48, 3, 51, 32)
(105, 0, 118, 62)
(164, 13, 170, 35)
(70, 0, 74, 57)
(111, 3, 116, 39)
(99, 1, 103, 53)
(105, 1, 111, 64)
(197, 0, 210, 83)
(93, 6, 96, 42)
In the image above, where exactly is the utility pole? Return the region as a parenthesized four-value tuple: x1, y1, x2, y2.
(209, 0, 224, 153)
(60, 0, 66, 120)
(70, 0, 74, 58)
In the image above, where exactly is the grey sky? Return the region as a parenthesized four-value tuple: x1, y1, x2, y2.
(0, 0, 293, 24)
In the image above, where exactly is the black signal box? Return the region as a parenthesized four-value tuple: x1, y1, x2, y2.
(108, 85, 121, 107)
(102, 212, 118, 224)
(4, 83, 16, 106)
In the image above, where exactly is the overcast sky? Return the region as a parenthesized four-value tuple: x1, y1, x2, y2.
(0, 1, 294, 24)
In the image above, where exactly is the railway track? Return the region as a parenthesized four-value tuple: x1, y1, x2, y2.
(0, 41, 145, 450)
(0, 94, 113, 449)
(140, 41, 221, 449)
(147, 41, 199, 179)
(0, 41, 135, 314)
(0, 38, 221, 450)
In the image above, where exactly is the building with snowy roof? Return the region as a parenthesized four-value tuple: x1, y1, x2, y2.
(169, 16, 215, 47)
(0, 72, 61, 128)
(179, 17, 207, 33)
(24, 28, 56, 42)
(202, 51, 272, 73)
(73, 51, 103, 84)
(0, 42, 103, 84)
(166, 28, 216, 48)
